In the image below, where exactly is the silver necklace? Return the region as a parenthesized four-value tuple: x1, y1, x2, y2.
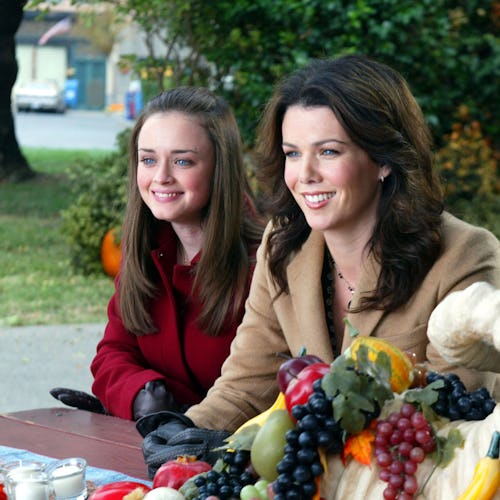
(327, 251, 355, 308)
(334, 264, 355, 297)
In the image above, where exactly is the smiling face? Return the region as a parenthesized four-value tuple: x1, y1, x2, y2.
(282, 105, 391, 238)
(136, 111, 215, 230)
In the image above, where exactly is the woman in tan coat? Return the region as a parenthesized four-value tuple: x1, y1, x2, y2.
(138, 54, 500, 474)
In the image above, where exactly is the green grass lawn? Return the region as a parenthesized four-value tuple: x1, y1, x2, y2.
(0, 148, 115, 327)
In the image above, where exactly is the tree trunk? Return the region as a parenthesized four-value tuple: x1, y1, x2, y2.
(0, 0, 35, 182)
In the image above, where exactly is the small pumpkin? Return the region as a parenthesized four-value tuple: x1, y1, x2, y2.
(101, 228, 122, 278)
(347, 337, 414, 393)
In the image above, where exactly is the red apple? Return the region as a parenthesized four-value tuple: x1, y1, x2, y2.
(152, 456, 212, 490)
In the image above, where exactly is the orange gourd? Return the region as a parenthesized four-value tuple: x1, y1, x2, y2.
(348, 337, 414, 393)
(101, 228, 122, 277)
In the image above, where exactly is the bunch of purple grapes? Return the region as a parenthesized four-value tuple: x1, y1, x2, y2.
(426, 371, 496, 421)
(192, 449, 254, 500)
(374, 402, 436, 500)
(272, 379, 343, 500)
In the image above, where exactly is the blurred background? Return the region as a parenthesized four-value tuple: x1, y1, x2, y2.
(0, 0, 498, 411)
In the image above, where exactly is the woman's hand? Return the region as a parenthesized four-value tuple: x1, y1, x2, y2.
(136, 411, 229, 478)
(133, 380, 180, 420)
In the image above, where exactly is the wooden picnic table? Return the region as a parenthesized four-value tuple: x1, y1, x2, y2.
(0, 407, 149, 481)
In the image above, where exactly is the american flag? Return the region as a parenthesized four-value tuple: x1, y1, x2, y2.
(38, 16, 72, 46)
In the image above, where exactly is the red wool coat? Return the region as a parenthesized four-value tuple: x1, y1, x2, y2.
(91, 224, 256, 420)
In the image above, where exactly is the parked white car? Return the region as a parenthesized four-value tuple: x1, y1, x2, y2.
(14, 80, 66, 113)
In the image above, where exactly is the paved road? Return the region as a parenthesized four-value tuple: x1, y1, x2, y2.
(0, 323, 104, 414)
(14, 109, 133, 151)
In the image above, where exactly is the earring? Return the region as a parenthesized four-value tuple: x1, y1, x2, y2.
(379, 175, 385, 183)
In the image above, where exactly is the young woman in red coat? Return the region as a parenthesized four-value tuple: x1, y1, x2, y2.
(53, 87, 264, 420)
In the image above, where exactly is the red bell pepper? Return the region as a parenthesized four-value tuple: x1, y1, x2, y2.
(285, 362, 330, 416)
(88, 480, 151, 499)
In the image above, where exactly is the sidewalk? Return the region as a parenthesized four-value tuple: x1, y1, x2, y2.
(0, 323, 104, 414)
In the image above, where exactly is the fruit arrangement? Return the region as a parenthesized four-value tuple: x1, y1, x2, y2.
(98, 335, 499, 499)
(164, 337, 497, 500)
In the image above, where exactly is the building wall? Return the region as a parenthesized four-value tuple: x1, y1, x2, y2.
(15, 45, 67, 90)
(16, 6, 171, 112)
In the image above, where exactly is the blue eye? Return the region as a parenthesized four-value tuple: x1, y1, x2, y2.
(176, 158, 192, 167)
(322, 149, 339, 156)
(140, 157, 155, 166)
(284, 150, 299, 158)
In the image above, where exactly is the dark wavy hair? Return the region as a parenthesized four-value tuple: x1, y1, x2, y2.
(119, 86, 264, 335)
(255, 54, 444, 312)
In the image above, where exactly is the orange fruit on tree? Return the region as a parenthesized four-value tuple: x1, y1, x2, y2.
(101, 228, 122, 277)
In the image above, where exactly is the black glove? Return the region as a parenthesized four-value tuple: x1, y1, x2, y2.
(50, 387, 107, 415)
(133, 380, 180, 420)
(136, 411, 230, 478)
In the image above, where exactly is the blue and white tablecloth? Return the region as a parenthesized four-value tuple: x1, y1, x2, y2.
(0, 445, 152, 489)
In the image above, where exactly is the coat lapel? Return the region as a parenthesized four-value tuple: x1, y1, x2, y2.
(286, 231, 334, 360)
(286, 229, 386, 357)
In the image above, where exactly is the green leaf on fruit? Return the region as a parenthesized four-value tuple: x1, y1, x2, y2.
(179, 472, 208, 499)
(346, 392, 375, 413)
(323, 346, 394, 435)
(212, 457, 226, 473)
(341, 407, 366, 434)
(344, 318, 360, 338)
(404, 379, 444, 408)
(332, 393, 371, 434)
(434, 428, 465, 467)
(332, 392, 347, 420)
(370, 380, 394, 406)
(325, 367, 361, 394)
(220, 424, 259, 451)
(356, 347, 392, 389)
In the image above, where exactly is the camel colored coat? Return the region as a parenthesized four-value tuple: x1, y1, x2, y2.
(186, 212, 500, 431)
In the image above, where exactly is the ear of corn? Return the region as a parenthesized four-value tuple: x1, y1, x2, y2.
(232, 392, 287, 435)
(347, 337, 414, 393)
(456, 431, 500, 500)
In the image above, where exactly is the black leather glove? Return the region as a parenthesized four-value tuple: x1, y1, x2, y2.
(133, 380, 180, 420)
(50, 387, 107, 415)
(136, 411, 230, 478)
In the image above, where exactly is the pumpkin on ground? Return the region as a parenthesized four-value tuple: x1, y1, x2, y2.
(101, 228, 122, 278)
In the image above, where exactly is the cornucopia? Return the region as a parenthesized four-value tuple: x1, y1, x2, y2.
(133, 282, 500, 499)
(325, 281, 500, 499)
(318, 281, 500, 500)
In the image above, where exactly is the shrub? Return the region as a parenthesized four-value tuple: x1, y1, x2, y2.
(436, 105, 500, 238)
(445, 194, 500, 239)
(61, 129, 130, 275)
(436, 106, 499, 204)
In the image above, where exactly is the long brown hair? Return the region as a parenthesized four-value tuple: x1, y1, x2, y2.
(119, 87, 264, 335)
(255, 54, 443, 312)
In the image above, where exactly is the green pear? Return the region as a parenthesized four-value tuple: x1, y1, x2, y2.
(250, 409, 295, 481)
